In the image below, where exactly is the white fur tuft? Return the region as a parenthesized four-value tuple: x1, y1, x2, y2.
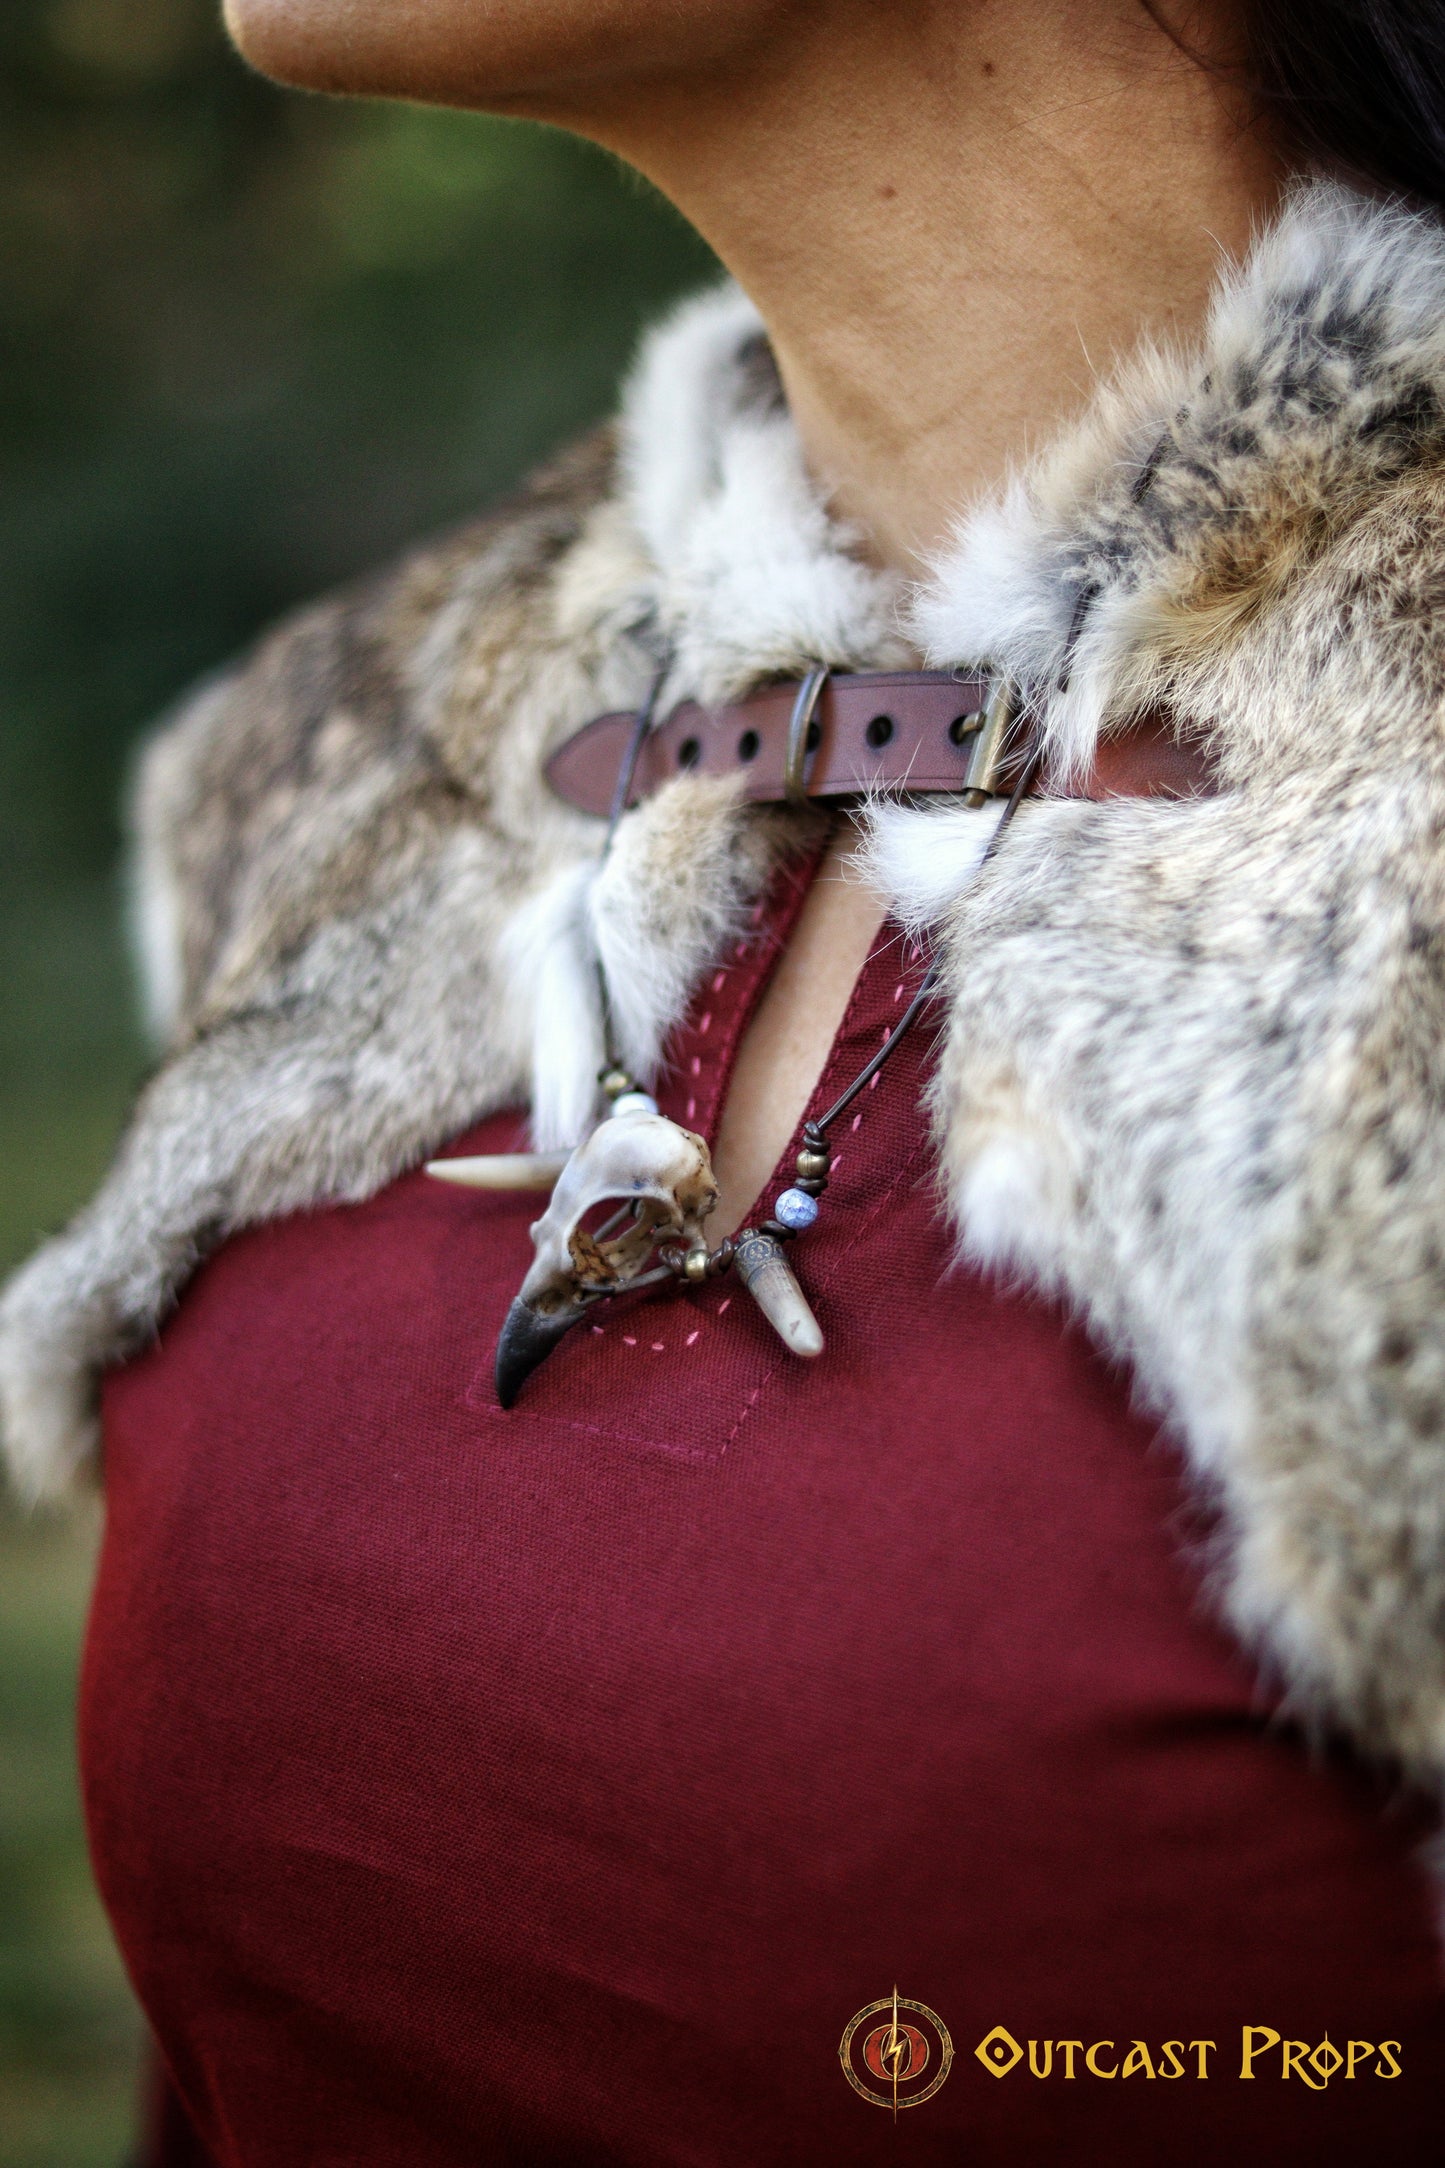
(127, 830, 184, 1048)
(620, 283, 769, 572)
(499, 863, 606, 1152)
(0, 1238, 104, 1501)
(857, 799, 1006, 933)
(621, 285, 910, 705)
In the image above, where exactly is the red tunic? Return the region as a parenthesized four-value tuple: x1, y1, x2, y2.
(86, 860, 1445, 2165)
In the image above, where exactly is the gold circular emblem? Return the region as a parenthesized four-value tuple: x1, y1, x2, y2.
(838, 1990, 954, 2111)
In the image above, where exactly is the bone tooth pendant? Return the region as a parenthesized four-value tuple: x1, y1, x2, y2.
(732, 1228, 824, 1359)
(424, 1152, 571, 1190)
(494, 1109, 720, 1407)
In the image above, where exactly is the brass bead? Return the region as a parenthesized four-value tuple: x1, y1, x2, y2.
(599, 1066, 633, 1099)
(683, 1245, 711, 1284)
(795, 1146, 830, 1182)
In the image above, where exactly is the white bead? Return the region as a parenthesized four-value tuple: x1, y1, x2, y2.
(610, 1091, 659, 1118)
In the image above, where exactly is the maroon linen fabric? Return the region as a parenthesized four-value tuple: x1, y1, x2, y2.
(139, 2049, 212, 2168)
(87, 863, 1445, 2165)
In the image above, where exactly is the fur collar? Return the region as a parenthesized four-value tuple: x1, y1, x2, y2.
(12, 181, 1445, 1798)
(541, 180, 1445, 1146)
(617, 284, 911, 707)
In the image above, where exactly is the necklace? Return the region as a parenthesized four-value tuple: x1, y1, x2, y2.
(427, 667, 1050, 1405)
(424, 421, 1207, 1403)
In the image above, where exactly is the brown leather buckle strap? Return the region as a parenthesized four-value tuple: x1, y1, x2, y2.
(544, 670, 1217, 816)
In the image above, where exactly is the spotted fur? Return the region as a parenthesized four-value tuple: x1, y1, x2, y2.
(9, 183, 1445, 1798)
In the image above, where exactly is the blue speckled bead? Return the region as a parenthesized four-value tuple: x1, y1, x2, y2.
(773, 1186, 820, 1231)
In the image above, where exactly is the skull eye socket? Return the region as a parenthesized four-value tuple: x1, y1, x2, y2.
(677, 736, 702, 769)
(573, 1194, 643, 1242)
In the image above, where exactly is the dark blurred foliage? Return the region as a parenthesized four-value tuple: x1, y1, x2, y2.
(0, 0, 714, 895)
(0, 8, 713, 2160)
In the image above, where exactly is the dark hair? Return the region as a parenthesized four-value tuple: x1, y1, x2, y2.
(1149, 2, 1445, 208)
(1246, 0, 1445, 206)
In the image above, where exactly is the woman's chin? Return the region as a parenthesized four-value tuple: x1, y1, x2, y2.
(221, 0, 776, 108)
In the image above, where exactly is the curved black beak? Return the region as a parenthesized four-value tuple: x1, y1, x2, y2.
(494, 1295, 588, 1408)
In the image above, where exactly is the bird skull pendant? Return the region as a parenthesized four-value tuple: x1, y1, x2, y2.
(494, 1108, 719, 1406)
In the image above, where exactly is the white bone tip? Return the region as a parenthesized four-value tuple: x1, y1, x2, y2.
(424, 1152, 570, 1190)
(733, 1229, 825, 1357)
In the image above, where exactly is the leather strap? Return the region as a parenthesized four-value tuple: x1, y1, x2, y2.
(544, 670, 1217, 817)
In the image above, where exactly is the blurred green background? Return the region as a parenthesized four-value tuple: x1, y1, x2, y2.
(0, 2, 714, 2160)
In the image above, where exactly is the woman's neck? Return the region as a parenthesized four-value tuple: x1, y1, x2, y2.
(531, 1, 1286, 573)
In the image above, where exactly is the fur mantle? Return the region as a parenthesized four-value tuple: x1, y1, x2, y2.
(10, 183, 1445, 1788)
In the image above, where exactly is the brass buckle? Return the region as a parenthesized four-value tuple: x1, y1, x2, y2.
(963, 677, 1017, 806)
